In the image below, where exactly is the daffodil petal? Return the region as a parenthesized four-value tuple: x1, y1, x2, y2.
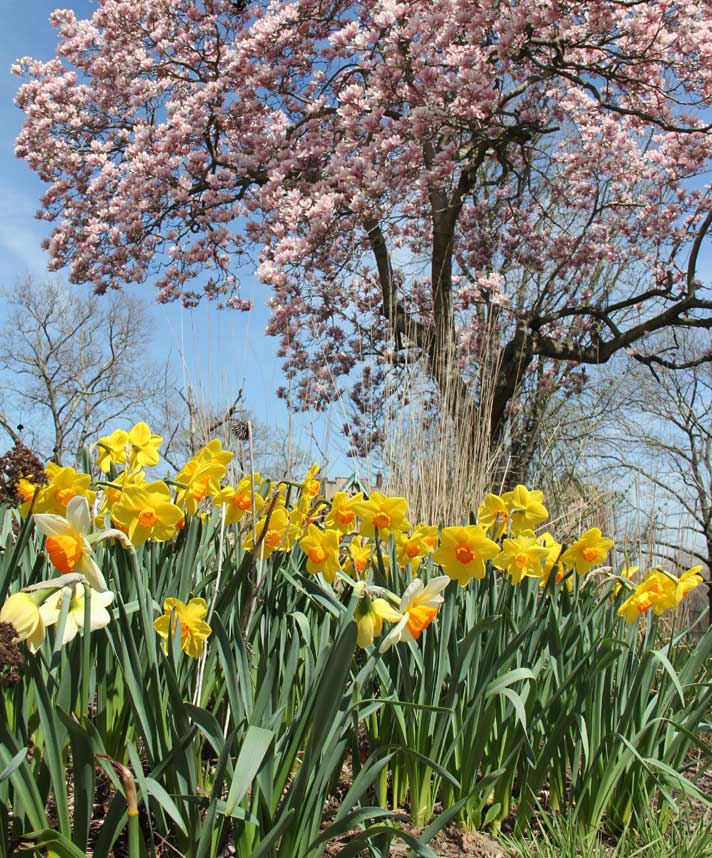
(32, 513, 72, 538)
(399, 578, 425, 612)
(420, 576, 450, 602)
(66, 496, 91, 535)
(78, 555, 108, 592)
(379, 615, 409, 654)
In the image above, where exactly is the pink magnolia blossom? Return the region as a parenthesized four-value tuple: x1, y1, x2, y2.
(13, 0, 712, 453)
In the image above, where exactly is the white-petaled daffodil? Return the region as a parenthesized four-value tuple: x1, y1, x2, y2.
(33, 496, 131, 592)
(39, 583, 115, 645)
(379, 576, 450, 653)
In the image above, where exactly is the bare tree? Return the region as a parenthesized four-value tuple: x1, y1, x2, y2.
(598, 335, 712, 616)
(0, 277, 175, 465)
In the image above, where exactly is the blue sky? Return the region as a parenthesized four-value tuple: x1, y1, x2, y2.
(0, 0, 356, 476)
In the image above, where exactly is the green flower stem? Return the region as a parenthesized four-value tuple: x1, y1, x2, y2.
(79, 584, 91, 719)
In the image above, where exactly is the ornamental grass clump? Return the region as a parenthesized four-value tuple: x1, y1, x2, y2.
(0, 424, 710, 856)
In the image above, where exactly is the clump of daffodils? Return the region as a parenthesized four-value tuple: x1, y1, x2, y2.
(9, 425, 703, 664)
(0, 575, 115, 653)
(351, 576, 450, 652)
(617, 566, 703, 623)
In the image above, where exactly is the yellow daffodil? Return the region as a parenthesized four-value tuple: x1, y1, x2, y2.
(174, 462, 228, 516)
(27, 463, 96, 517)
(501, 485, 548, 535)
(213, 473, 265, 525)
(33, 496, 129, 591)
(243, 506, 301, 558)
(354, 492, 412, 540)
(96, 428, 129, 473)
(290, 494, 325, 529)
(431, 525, 500, 586)
(561, 528, 614, 576)
(493, 530, 551, 584)
(153, 597, 212, 657)
(477, 493, 510, 540)
(301, 464, 321, 499)
(617, 570, 677, 623)
(39, 584, 114, 645)
(110, 481, 184, 546)
(354, 593, 402, 648)
(16, 476, 40, 512)
(174, 440, 234, 515)
(299, 524, 342, 583)
(538, 532, 569, 590)
(0, 591, 45, 652)
(613, 565, 639, 597)
(675, 565, 704, 602)
(395, 525, 439, 569)
(344, 536, 372, 578)
(379, 576, 450, 652)
(95, 465, 146, 527)
(191, 439, 234, 469)
(127, 422, 163, 469)
(325, 491, 364, 534)
(619, 565, 704, 624)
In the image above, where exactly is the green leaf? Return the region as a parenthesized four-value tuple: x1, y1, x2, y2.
(27, 657, 71, 836)
(224, 725, 274, 816)
(19, 829, 88, 858)
(143, 776, 190, 836)
(309, 808, 401, 850)
(91, 792, 129, 858)
(56, 711, 95, 850)
(396, 745, 460, 789)
(499, 686, 528, 731)
(0, 727, 46, 831)
(650, 646, 685, 706)
(417, 796, 471, 845)
(333, 825, 437, 858)
(0, 748, 27, 784)
(249, 808, 296, 858)
(184, 704, 226, 758)
(483, 802, 503, 827)
(485, 667, 536, 697)
(334, 751, 396, 823)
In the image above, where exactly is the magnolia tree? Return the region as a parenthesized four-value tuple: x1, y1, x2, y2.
(14, 0, 712, 463)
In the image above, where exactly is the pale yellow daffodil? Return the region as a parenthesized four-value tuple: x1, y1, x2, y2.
(213, 473, 265, 525)
(24, 463, 96, 517)
(354, 492, 412, 540)
(354, 593, 402, 648)
(243, 506, 301, 558)
(344, 536, 372, 579)
(0, 591, 45, 653)
(477, 493, 510, 540)
(39, 583, 114, 645)
(617, 570, 677, 623)
(325, 491, 363, 534)
(396, 525, 439, 570)
(110, 481, 183, 546)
